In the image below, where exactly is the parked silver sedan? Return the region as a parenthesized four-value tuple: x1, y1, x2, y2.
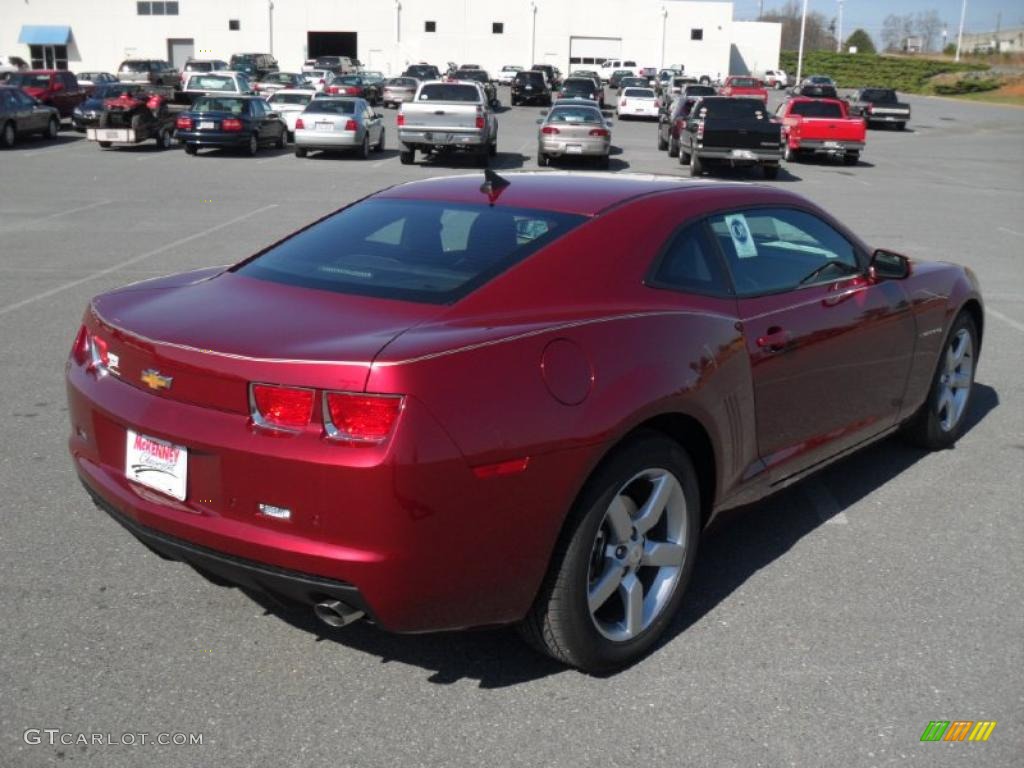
(293, 97, 385, 159)
(381, 77, 418, 108)
(536, 101, 612, 168)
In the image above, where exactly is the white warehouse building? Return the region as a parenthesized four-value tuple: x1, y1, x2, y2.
(0, 0, 780, 81)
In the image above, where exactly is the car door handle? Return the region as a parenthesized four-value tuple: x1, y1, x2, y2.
(756, 327, 792, 352)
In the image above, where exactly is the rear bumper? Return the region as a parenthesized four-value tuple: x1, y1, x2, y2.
(294, 129, 363, 148)
(539, 137, 609, 156)
(866, 114, 909, 123)
(398, 129, 486, 148)
(176, 130, 251, 147)
(794, 139, 865, 153)
(82, 479, 373, 619)
(512, 90, 548, 103)
(696, 146, 782, 163)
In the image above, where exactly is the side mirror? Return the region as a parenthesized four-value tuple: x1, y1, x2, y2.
(869, 249, 910, 280)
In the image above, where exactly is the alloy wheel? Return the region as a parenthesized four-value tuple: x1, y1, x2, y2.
(937, 328, 973, 432)
(586, 468, 688, 642)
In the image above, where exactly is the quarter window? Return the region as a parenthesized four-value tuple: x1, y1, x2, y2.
(649, 223, 730, 295)
(708, 208, 860, 296)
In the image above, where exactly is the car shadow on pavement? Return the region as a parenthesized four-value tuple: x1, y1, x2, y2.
(418, 151, 527, 170)
(247, 383, 997, 686)
(299, 148, 402, 162)
(700, 165, 802, 183)
(4, 133, 84, 151)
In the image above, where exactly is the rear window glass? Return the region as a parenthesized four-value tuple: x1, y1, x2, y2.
(188, 75, 237, 91)
(683, 85, 716, 97)
(387, 78, 417, 87)
(269, 92, 312, 105)
(305, 99, 356, 114)
(8, 73, 52, 88)
(185, 62, 214, 72)
(790, 100, 843, 118)
(548, 107, 603, 123)
(729, 78, 760, 87)
(516, 72, 544, 83)
(119, 61, 151, 72)
(697, 98, 764, 119)
(417, 83, 480, 102)
(861, 89, 896, 103)
(623, 88, 655, 98)
(193, 97, 249, 114)
(235, 199, 585, 304)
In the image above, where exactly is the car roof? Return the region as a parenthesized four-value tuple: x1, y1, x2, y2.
(271, 88, 316, 95)
(374, 172, 778, 216)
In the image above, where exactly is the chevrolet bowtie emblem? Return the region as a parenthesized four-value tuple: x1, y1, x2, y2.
(140, 369, 173, 391)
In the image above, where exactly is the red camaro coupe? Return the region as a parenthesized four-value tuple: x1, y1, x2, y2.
(67, 172, 983, 670)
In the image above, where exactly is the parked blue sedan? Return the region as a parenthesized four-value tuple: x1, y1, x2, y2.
(175, 95, 287, 156)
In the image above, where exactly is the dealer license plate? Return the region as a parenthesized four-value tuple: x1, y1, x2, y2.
(102, 129, 128, 141)
(316, 122, 333, 131)
(566, 144, 583, 154)
(199, 121, 215, 130)
(731, 149, 755, 159)
(125, 429, 187, 501)
(824, 141, 841, 149)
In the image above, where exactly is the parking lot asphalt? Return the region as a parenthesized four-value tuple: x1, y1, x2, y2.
(1, 86, 1022, 768)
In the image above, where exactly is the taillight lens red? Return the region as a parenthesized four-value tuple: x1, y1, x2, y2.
(295, 117, 305, 129)
(222, 118, 243, 132)
(324, 392, 403, 444)
(72, 325, 90, 365)
(589, 128, 609, 137)
(251, 384, 315, 431)
(541, 125, 559, 134)
(344, 119, 358, 131)
(475, 115, 485, 129)
(175, 116, 193, 130)
(396, 113, 405, 126)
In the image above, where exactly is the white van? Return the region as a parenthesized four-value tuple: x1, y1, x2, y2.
(598, 59, 638, 82)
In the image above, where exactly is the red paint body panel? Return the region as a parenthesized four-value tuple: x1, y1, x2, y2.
(719, 77, 768, 102)
(67, 174, 983, 632)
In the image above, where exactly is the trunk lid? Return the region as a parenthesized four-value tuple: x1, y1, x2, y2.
(795, 116, 866, 142)
(89, 271, 441, 413)
(402, 103, 481, 131)
(701, 118, 779, 149)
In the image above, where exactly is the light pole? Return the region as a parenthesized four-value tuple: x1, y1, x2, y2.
(836, 0, 844, 53)
(395, 1, 402, 43)
(268, 0, 274, 56)
(795, 0, 809, 83)
(660, 6, 668, 70)
(530, 2, 538, 66)
(954, 0, 967, 61)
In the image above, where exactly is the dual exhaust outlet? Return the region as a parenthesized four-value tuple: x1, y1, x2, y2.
(313, 599, 365, 628)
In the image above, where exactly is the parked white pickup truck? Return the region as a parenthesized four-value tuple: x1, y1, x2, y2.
(397, 80, 498, 166)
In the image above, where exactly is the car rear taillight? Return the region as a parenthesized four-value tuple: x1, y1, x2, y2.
(295, 117, 305, 129)
(222, 118, 243, 132)
(324, 392, 404, 444)
(344, 119, 357, 131)
(71, 325, 90, 365)
(250, 383, 315, 431)
(697, 120, 705, 140)
(475, 115, 485, 129)
(396, 113, 405, 126)
(589, 128, 609, 137)
(175, 116, 193, 130)
(541, 126, 559, 134)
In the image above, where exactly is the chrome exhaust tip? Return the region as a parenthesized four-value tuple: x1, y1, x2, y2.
(313, 599, 365, 628)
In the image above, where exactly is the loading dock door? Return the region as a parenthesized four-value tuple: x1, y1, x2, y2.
(568, 36, 622, 72)
(167, 38, 194, 70)
(307, 31, 358, 61)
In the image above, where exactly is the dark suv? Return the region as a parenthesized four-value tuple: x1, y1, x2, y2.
(402, 64, 440, 80)
(228, 53, 279, 80)
(511, 70, 551, 106)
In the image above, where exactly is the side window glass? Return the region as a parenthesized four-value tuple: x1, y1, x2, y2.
(650, 223, 730, 295)
(709, 208, 860, 296)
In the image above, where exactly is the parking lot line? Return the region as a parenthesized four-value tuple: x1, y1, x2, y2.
(33, 199, 111, 222)
(0, 203, 278, 318)
(997, 226, 1024, 238)
(987, 307, 1024, 334)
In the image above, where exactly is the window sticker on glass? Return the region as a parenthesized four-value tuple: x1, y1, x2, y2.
(724, 214, 757, 259)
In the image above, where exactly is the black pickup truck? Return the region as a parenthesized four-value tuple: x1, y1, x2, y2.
(680, 96, 783, 179)
(845, 88, 911, 130)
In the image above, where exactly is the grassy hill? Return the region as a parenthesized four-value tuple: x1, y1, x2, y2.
(779, 51, 987, 93)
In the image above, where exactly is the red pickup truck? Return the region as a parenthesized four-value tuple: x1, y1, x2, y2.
(718, 76, 767, 102)
(775, 97, 866, 165)
(5, 70, 85, 118)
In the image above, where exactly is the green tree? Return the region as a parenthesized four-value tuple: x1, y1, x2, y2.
(844, 28, 877, 53)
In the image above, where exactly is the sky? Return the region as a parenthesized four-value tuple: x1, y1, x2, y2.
(733, 0, 1023, 47)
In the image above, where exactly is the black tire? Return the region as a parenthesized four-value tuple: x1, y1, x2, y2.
(511, 96, 519, 106)
(276, 130, 286, 149)
(294, 146, 308, 158)
(763, 163, 779, 180)
(184, 143, 198, 155)
(668, 137, 679, 158)
(784, 143, 796, 163)
(679, 144, 690, 165)
(130, 113, 144, 132)
(843, 152, 859, 166)
(518, 432, 702, 671)
(597, 154, 610, 170)
(46, 117, 59, 139)
(158, 128, 173, 150)
(1, 121, 14, 148)
(537, 149, 549, 167)
(245, 133, 259, 156)
(476, 145, 489, 167)
(901, 312, 978, 450)
(399, 147, 415, 165)
(488, 135, 497, 157)
(896, 122, 906, 131)
(98, 141, 112, 148)
(376, 128, 385, 152)
(689, 151, 703, 177)
(657, 130, 668, 151)
(357, 135, 369, 160)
